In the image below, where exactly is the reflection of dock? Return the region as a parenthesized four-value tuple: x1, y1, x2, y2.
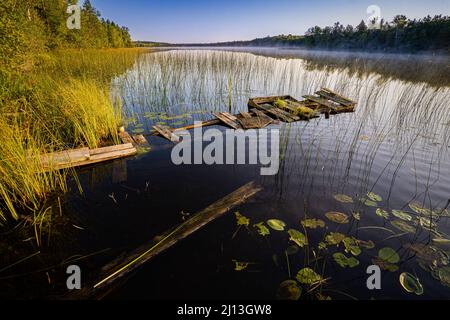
(151, 88, 357, 142)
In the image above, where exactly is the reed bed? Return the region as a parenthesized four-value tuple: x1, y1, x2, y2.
(0, 48, 148, 223)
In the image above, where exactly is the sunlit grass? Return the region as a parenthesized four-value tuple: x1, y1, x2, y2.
(0, 48, 148, 223)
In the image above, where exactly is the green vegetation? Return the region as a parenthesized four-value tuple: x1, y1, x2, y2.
(0, 1, 143, 222)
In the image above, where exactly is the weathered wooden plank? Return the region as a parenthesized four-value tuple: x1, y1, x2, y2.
(48, 148, 137, 170)
(172, 119, 221, 132)
(131, 134, 150, 148)
(303, 95, 339, 110)
(40, 148, 90, 168)
(240, 111, 252, 119)
(238, 117, 272, 129)
(255, 104, 294, 123)
(214, 112, 242, 129)
(118, 131, 135, 145)
(321, 87, 357, 105)
(316, 90, 355, 107)
(152, 125, 180, 142)
(221, 112, 239, 122)
(90, 143, 134, 156)
(67, 181, 262, 299)
(250, 108, 276, 123)
(268, 104, 300, 122)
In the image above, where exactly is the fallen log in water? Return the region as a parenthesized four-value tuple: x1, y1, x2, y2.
(66, 181, 262, 299)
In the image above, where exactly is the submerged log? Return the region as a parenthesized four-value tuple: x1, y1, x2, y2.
(66, 181, 262, 299)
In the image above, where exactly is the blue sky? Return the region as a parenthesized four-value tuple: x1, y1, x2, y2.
(90, 0, 449, 43)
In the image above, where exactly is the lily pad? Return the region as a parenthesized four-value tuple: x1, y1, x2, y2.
(333, 194, 354, 203)
(392, 210, 413, 222)
(267, 219, 287, 231)
(296, 268, 322, 285)
(325, 212, 349, 224)
(378, 247, 400, 264)
(325, 232, 346, 246)
(277, 280, 302, 300)
(399, 272, 424, 295)
(367, 192, 382, 202)
(254, 222, 270, 236)
(235, 212, 250, 226)
(301, 219, 325, 229)
(360, 197, 378, 207)
(376, 208, 390, 219)
(372, 257, 399, 272)
(333, 252, 360, 268)
(343, 237, 362, 256)
(391, 220, 417, 233)
(288, 229, 308, 248)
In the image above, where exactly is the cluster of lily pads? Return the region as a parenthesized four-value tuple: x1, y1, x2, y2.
(332, 191, 450, 295)
(230, 190, 450, 299)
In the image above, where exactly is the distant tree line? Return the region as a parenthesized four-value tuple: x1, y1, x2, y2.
(175, 15, 450, 54)
(0, 0, 132, 72)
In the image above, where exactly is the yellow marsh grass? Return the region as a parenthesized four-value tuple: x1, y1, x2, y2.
(0, 48, 147, 223)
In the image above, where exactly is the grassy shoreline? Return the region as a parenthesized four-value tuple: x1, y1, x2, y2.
(0, 48, 148, 224)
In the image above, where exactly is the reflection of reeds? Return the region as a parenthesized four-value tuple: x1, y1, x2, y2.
(117, 48, 450, 234)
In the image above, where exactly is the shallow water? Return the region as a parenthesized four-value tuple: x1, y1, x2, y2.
(3, 48, 450, 300)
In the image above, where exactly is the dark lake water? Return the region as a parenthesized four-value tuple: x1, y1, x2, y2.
(2, 48, 450, 300)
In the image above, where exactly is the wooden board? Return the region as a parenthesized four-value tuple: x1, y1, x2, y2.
(238, 117, 272, 129)
(321, 87, 357, 105)
(240, 111, 252, 118)
(316, 89, 355, 107)
(152, 125, 180, 142)
(119, 131, 135, 145)
(66, 181, 263, 299)
(254, 104, 293, 122)
(303, 95, 339, 111)
(250, 108, 277, 124)
(131, 134, 150, 148)
(214, 112, 242, 129)
(46, 147, 137, 171)
(90, 143, 134, 156)
(171, 119, 221, 132)
(40, 148, 90, 168)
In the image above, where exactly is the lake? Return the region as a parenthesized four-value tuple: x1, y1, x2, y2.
(3, 48, 450, 300)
